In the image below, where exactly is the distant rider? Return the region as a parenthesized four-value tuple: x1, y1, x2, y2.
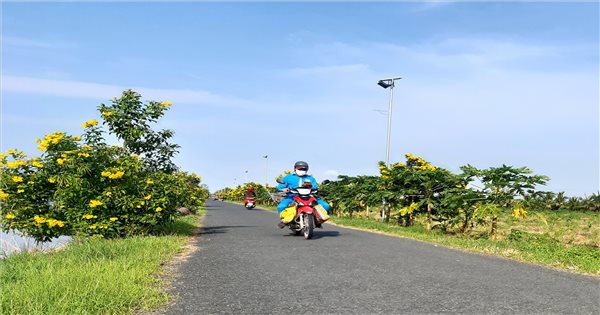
(276, 161, 330, 228)
(244, 186, 256, 198)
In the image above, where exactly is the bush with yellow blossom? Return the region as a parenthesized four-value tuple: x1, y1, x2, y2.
(0, 90, 208, 242)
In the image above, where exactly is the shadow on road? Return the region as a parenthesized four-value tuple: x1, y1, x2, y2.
(312, 230, 340, 239)
(282, 230, 340, 239)
(200, 225, 255, 235)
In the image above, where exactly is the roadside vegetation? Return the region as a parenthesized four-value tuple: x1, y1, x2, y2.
(0, 90, 208, 313)
(217, 154, 599, 275)
(0, 213, 203, 315)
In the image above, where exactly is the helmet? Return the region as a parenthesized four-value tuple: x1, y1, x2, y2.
(294, 161, 309, 170)
(247, 186, 254, 191)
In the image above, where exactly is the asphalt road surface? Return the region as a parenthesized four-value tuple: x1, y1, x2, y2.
(164, 200, 599, 314)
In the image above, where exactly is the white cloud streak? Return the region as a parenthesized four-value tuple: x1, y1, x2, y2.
(1, 75, 247, 108)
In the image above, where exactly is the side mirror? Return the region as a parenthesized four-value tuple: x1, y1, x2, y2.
(276, 178, 285, 184)
(321, 179, 330, 185)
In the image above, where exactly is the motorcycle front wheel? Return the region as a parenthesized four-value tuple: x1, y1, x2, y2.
(303, 214, 314, 239)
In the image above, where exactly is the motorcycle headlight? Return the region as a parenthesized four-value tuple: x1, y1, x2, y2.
(297, 188, 311, 195)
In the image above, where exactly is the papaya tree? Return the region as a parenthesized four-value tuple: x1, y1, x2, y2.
(461, 164, 549, 239)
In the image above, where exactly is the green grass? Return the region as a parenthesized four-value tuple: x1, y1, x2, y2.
(0, 211, 203, 315)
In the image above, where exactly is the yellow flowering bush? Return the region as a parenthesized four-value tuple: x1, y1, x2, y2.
(0, 90, 208, 242)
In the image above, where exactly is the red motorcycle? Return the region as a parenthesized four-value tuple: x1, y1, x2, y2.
(285, 186, 329, 239)
(244, 196, 256, 210)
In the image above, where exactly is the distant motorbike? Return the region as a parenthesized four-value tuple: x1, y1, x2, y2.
(283, 186, 329, 239)
(244, 196, 256, 210)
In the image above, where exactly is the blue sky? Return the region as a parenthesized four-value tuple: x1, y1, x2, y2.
(2, 2, 599, 195)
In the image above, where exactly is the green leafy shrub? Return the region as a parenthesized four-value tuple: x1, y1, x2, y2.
(0, 90, 208, 242)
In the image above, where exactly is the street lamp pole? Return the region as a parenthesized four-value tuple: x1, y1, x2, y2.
(378, 77, 402, 168)
(377, 77, 401, 222)
(263, 155, 269, 188)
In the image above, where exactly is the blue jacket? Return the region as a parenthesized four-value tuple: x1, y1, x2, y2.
(277, 173, 318, 191)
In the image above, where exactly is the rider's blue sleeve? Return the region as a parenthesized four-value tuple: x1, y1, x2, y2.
(277, 174, 293, 191)
(308, 176, 319, 189)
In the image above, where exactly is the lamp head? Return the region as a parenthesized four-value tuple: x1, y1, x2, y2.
(377, 80, 393, 89)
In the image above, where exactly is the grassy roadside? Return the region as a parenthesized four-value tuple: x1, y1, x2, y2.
(329, 216, 599, 276)
(0, 210, 204, 315)
(238, 201, 599, 276)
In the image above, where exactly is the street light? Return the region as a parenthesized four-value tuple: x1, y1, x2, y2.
(378, 76, 401, 222)
(245, 170, 249, 183)
(262, 155, 269, 188)
(377, 77, 402, 167)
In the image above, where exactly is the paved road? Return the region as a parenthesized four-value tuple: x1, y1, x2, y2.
(164, 200, 599, 314)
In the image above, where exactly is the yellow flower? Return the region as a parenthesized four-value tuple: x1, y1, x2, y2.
(57, 158, 66, 165)
(78, 153, 90, 158)
(110, 171, 124, 179)
(34, 215, 46, 224)
(32, 160, 44, 168)
(71, 136, 82, 141)
(6, 149, 17, 155)
(160, 101, 172, 107)
(82, 120, 98, 128)
(48, 177, 57, 184)
(0, 190, 9, 201)
(7, 160, 27, 168)
(47, 219, 65, 228)
(82, 145, 92, 150)
(5, 213, 16, 220)
(0, 153, 6, 159)
(89, 224, 97, 230)
(101, 111, 113, 117)
(144, 194, 152, 200)
(109, 217, 118, 222)
(12, 176, 23, 183)
(104, 191, 112, 197)
(146, 179, 154, 185)
(82, 214, 97, 220)
(36, 132, 65, 151)
(512, 207, 528, 219)
(101, 170, 124, 179)
(17, 189, 24, 193)
(155, 207, 163, 212)
(89, 200, 104, 208)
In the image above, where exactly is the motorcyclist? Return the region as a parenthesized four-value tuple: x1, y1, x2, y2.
(244, 186, 256, 198)
(276, 161, 330, 228)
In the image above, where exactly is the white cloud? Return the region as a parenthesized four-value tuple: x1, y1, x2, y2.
(3, 36, 76, 50)
(1, 75, 249, 108)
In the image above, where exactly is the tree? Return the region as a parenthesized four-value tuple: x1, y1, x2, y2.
(461, 164, 549, 239)
(98, 89, 179, 173)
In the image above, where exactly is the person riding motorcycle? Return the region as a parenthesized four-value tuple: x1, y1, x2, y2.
(244, 186, 256, 198)
(276, 161, 330, 228)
